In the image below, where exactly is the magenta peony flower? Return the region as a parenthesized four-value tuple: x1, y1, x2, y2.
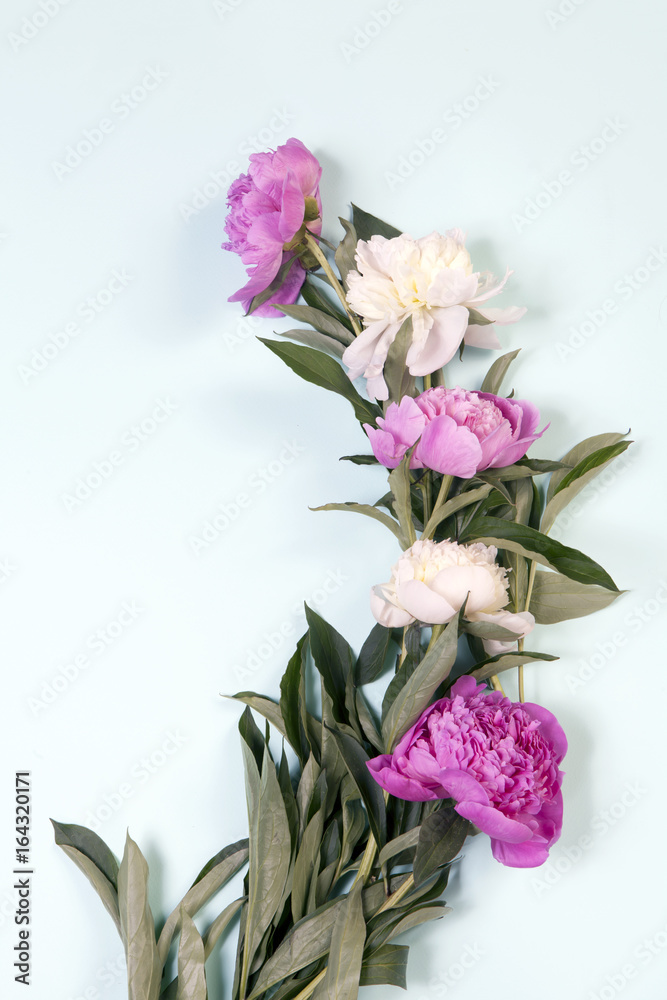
(364, 386, 546, 477)
(222, 138, 322, 316)
(367, 676, 566, 868)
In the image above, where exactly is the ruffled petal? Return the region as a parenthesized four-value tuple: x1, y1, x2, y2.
(396, 579, 457, 625)
(415, 414, 482, 478)
(370, 585, 414, 628)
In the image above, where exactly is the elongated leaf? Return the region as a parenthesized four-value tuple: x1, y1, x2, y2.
(355, 689, 384, 751)
(421, 483, 493, 539)
(381, 904, 450, 944)
(232, 691, 321, 757)
(388, 457, 416, 546)
(382, 617, 459, 752)
(356, 624, 395, 685)
(239, 705, 268, 774)
(278, 304, 354, 345)
(472, 650, 559, 681)
(311, 501, 406, 547)
(176, 910, 207, 1000)
(480, 349, 521, 395)
(118, 834, 161, 1000)
(462, 620, 521, 641)
(52, 820, 119, 889)
(279, 327, 345, 358)
(378, 828, 420, 869)
(56, 844, 121, 935)
(280, 634, 310, 765)
(259, 338, 381, 426)
(305, 606, 355, 722)
(546, 431, 626, 505)
(529, 571, 624, 625)
(302, 276, 353, 331)
(291, 805, 325, 923)
(157, 841, 249, 964)
(203, 896, 245, 959)
(239, 744, 292, 1000)
(314, 881, 366, 1000)
(326, 727, 387, 849)
(339, 454, 379, 466)
(541, 440, 632, 533)
(335, 218, 358, 287)
(384, 317, 416, 404)
(351, 204, 401, 243)
(414, 809, 470, 886)
(360, 944, 409, 989)
(459, 516, 618, 590)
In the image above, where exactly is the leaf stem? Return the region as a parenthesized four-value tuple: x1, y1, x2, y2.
(292, 969, 327, 1000)
(353, 833, 377, 886)
(304, 233, 361, 337)
(518, 560, 538, 701)
(376, 873, 415, 913)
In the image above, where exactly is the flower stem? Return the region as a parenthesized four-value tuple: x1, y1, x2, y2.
(352, 833, 377, 886)
(304, 233, 361, 336)
(292, 969, 327, 1000)
(489, 674, 506, 696)
(376, 873, 415, 913)
(516, 560, 538, 701)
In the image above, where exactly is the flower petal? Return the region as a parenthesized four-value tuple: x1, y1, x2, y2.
(396, 579, 457, 625)
(415, 414, 482, 478)
(406, 305, 470, 373)
(370, 585, 414, 628)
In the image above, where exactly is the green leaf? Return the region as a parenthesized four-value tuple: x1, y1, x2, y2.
(413, 809, 470, 886)
(247, 256, 299, 314)
(118, 833, 161, 1000)
(202, 896, 245, 959)
(421, 483, 493, 540)
(459, 516, 618, 590)
(326, 727, 387, 849)
(461, 620, 522, 640)
(546, 431, 627, 505)
(291, 804, 326, 924)
(280, 634, 310, 765)
(231, 691, 321, 760)
(335, 218, 359, 288)
(355, 689, 384, 752)
(529, 571, 624, 625)
(175, 910, 207, 1000)
(313, 881, 366, 1000)
(278, 303, 354, 345)
(472, 650, 559, 681)
(382, 617, 460, 752)
(259, 338, 381, 426)
(54, 839, 121, 935)
(388, 456, 416, 546)
(351, 204, 402, 243)
(311, 502, 407, 547)
(302, 276, 355, 332)
(279, 327, 345, 359)
(377, 828, 420, 869)
(51, 820, 119, 890)
(383, 317, 416, 404)
(239, 704, 268, 773)
(356, 624, 395, 686)
(360, 944, 409, 989)
(467, 307, 494, 326)
(239, 743, 292, 1000)
(305, 605, 355, 724)
(339, 454, 379, 466)
(541, 440, 632, 533)
(380, 904, 451, 944)
(480, 349, 521, 395)
(157, 840, 249, 964)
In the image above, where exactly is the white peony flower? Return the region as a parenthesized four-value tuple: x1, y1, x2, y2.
(370, 538, 534, 651)
(342, 231, 526, 400)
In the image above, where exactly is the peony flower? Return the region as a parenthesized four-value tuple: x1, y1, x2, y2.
(367, 675, 566, 867)
(342, 231, 525, 399)
(370, 539, 535, 647)
(222, 138, 322, 316)
(364, 386, 546, 477)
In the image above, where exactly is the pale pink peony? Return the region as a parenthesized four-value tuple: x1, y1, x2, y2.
(367, 675, 567, 867)
(222, 138, 322, 316)
(342, 231, 525, 399)
(364, 386, 546, 477)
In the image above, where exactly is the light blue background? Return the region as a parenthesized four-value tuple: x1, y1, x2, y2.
(1, 1, 666, 998)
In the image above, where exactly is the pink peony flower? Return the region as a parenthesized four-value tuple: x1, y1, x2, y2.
(222, 138, 322, 316)
(367, 676, 566, 868)
(364, 386, 546, 477)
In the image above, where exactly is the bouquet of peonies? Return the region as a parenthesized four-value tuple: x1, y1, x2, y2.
(54, 138, 629, 1000)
